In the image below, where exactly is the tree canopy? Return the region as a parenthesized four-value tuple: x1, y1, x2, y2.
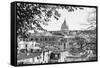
(16, 2, 84, 39)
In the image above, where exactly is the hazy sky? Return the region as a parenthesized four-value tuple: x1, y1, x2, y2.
(41, 7, 96, 31)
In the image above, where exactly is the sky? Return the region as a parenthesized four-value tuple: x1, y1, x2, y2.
(41, 7, 96, 31)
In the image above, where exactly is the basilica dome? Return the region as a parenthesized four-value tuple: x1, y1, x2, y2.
(61, 19, 69, 31)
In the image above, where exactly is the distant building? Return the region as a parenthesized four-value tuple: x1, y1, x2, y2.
(49, 19, 69, 36)
(61, 19, 69, 34)
(29, 19, 69, 41)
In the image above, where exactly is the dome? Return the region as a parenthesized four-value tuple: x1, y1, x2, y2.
(61, 19, 69, 31)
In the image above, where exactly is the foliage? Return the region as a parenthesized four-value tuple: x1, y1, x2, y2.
(69, 30, 96, 56)
(16, 2, 84, 38)
(87, 9, 96, 30)
(82, 9, 96, 30)
(69, 36, 86, 55)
